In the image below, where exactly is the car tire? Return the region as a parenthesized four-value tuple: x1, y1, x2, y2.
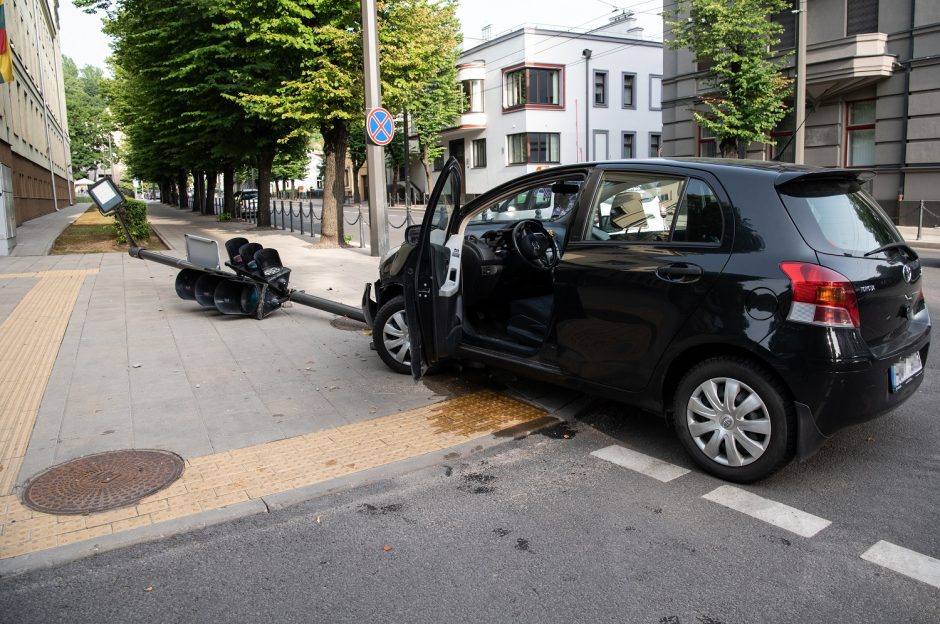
(673, 356, 796, 482)
(373, 296, 412, 375)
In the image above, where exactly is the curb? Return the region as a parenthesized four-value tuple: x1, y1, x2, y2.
(0, 394, 589, 578)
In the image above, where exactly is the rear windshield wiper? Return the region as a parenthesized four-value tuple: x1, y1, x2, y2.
(864, 242, 919, 260)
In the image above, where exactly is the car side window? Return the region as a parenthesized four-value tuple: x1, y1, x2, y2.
(672, 179, 723, 244)
(587, 172, 685, 241)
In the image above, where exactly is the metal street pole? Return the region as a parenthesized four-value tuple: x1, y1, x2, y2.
(403, 108, 413, 227)
(582, 49, 592, 162)
(794, 0, 807, 164)
(362, 0, 389, 257)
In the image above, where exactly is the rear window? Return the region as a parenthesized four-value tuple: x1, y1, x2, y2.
(778, 181, 901, 257)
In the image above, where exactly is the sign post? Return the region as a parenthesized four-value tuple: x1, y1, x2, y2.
(361, 0, 389, 257)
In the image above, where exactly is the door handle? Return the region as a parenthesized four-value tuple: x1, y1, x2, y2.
(655, 263, 703, 282)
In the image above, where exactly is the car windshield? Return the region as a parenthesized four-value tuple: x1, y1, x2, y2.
(778, 180, 901, 257)
(468, 179, 583, 224)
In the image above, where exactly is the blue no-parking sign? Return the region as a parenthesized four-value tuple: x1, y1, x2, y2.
(366, 107, 395, 146)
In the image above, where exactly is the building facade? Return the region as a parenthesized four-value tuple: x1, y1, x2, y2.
(431, 15, 663, 198)
(662, 0, 940, 223)
(0, 0, 71, 225)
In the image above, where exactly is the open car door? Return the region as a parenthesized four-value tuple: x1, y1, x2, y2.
(404, 157, 463, 379)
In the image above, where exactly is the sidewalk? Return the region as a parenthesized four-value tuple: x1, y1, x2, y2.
(0, 202, 579, 575)
(898, 225, 940, 251)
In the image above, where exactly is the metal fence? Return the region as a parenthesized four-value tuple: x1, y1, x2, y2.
(187, 197, 417, 246)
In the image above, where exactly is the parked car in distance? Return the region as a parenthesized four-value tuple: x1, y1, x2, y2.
(362, 158, 930, 482)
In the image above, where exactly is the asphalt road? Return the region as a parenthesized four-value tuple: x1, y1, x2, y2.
(2, 253, 939, 623)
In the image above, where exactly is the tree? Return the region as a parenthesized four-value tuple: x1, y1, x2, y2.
(664, 0, 793, 158)
(63, 56, 114, 177)
(380, 0, 463, 191)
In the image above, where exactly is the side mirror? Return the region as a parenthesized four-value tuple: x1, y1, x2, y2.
(405, 224, 422, 245)
(88, 177, 125, 214)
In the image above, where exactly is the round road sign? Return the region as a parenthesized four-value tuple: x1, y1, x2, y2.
(366, 107, 395, 146)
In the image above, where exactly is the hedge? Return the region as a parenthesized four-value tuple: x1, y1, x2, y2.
(112, 198, 152, 243)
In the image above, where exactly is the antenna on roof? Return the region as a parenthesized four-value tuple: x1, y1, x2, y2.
(482, 24, 492, 41)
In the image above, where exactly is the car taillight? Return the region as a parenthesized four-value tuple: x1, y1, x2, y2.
(780, 262, 860, 328)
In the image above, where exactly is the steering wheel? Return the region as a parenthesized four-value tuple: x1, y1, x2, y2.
(511, 219, 560, 271)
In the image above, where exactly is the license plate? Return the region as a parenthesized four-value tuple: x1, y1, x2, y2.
(890, 351, 923, 392)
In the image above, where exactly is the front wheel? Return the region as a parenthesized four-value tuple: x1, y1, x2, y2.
(373, 296, 411, 374)
(673, 356, 796, 482)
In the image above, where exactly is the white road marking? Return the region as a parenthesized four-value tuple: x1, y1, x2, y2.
(702, 485, 831, 538)
(590, 445, 690, 482)
(861, 540, 940, 589)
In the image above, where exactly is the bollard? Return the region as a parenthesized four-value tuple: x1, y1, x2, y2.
(358, 204, 364, 249)
(918, 200, 924, 240)
(289, 200, 294, 232)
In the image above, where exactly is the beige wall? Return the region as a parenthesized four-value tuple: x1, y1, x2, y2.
(0, 0, 71, 224)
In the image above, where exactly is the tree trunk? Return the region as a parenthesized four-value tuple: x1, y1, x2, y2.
(177, 171, 188, 209)
(320, 123, 348, 247)
(223, 166, 234, 215)
(205, 170, 217, 216)
(191, 170, 201, 212)
(274, 180, 280, 196)
(256, 146, 274, 227)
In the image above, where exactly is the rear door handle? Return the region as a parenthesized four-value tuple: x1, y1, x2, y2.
(656, 263, 703, 283)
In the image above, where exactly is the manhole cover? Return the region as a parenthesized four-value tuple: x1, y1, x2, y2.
(22, 450, 184, 515)
(331, 317, 370, 331)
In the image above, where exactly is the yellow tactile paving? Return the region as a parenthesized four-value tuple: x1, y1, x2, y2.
(0, 269, 96, 495)
(0, 390, 546, 560)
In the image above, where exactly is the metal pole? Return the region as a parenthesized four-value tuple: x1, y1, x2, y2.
(917, 200, 924, 240)
(362, 0, 389, 257)
(403, 108, 413, 227)
(793, 0, 807, 164)
(358, 204, 364, 249)
(583, 49, 592, 162)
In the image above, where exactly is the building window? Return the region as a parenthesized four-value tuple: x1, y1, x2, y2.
(649, 133, 661, 157)
(771, 1, 796, 50)
(698, 125, 718, 157)
(507, 133, 560, 164)
(462, 79, 484, 113)
(846, 0, 879, 36)
(594, 70, 608, 107)
(649, 75, 662, 110)
(433, 153, 446, 171)
(504, 66, 562, 110)
(766, 107, 795, 161)
(622, 132, 635, 159)
(846, 100, 876, 167)
(622, 73, 636, 108)
(471, 139, 487, 168)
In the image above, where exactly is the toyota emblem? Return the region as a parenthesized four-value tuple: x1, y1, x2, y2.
(902, 264, 913, 283)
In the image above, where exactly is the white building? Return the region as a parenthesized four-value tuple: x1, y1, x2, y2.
(433, 13, 663, 198)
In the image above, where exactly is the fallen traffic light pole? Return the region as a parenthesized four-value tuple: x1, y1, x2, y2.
(86, 177, 366, 323)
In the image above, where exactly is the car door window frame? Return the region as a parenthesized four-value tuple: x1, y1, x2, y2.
(570, 165, 733, 249)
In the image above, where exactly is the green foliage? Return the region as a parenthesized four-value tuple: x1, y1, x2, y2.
(63, 56, 115, 177)
(112, 199, 151, 243)
(217, 212, 233, 222)
(664, 0, 793, 157)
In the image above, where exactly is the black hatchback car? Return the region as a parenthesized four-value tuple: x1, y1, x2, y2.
(362, 158, 930, 482)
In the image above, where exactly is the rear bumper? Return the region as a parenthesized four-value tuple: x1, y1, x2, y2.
(788, 336, 930, 438)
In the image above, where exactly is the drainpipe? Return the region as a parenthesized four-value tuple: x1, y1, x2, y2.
(793, 0, 807, 164)
(583, 49, 592, 162)
(897, 0, 916, 206)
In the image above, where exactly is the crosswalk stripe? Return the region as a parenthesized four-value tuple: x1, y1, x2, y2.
(861, 540, 940, 589)
(590, 445, 690, 482)
(702, 485, 831, 538)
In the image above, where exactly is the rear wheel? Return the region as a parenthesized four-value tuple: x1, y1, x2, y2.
(373, 296, 411, 374)
(673, 356, 795, 482)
